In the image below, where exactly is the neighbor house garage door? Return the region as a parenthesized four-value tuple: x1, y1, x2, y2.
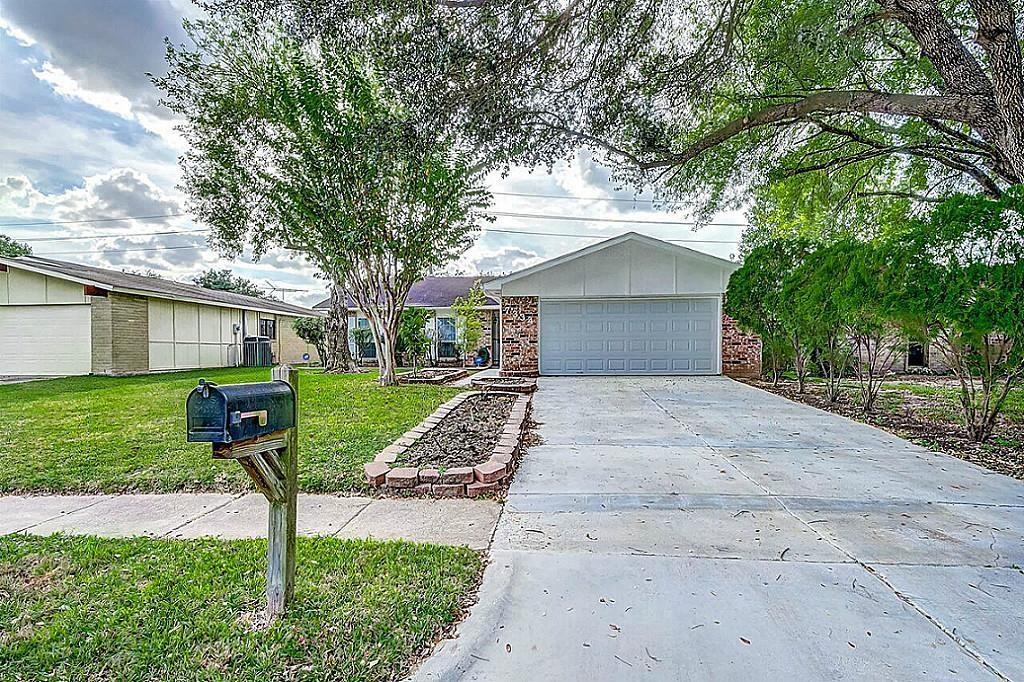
(0, 304, 92, 375)
(539, 298, 719, 375)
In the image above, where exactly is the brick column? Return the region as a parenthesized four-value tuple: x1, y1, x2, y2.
(499, 296, 539, 377)
(721, 313, 761, 379)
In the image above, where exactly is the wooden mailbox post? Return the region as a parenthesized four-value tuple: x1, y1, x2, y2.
(264, 365, 298, 617)
(187, 365, 299, 619)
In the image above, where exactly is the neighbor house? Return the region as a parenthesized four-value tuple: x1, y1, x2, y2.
(0, 256, 321, 376)
(314, 276, 501, 367)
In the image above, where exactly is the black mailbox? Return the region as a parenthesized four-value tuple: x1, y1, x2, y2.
(186, 379, 296, 444)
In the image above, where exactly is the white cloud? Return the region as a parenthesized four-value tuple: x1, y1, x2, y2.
(0, 17, 36, 46)
(464, 246, 544, 275)
(33, 62, 135, 119)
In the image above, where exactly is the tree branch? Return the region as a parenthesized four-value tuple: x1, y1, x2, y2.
(640, 91, 990, 170)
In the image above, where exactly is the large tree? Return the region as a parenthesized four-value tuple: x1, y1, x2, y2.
(156, 17, 487, 384)
(223, 0, 1024, 229)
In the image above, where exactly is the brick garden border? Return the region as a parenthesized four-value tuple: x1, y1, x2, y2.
(469, 376, 537, 394)
(364, 390, 530, 498)
(397, 367, 470, 385)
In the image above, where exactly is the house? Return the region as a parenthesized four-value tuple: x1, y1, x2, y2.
(321, 233, 761, 377)
(314, 276, 501, 366)
(485, 232, 761, 377)
(0, 256, 321, 376)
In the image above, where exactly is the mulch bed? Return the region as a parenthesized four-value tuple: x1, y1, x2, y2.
(470, 376, 537, 393)
(400, 393, 517, 469)
(398, 368, 468, 385)
(746, 378, 1024, 481)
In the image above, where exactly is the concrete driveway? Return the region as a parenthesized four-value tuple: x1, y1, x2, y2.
(413, 377, 1024, 681)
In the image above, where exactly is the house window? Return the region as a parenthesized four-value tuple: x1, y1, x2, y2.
(908, 342, 927, 367)
(436, 317, 457, 358)
(259, 318, 276, 339)
(355, 317, 376, 359)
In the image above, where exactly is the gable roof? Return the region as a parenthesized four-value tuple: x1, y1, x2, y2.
(0, 256, 319, 317)
(484, 231, 738, 290)
(313, 276, 499, 310)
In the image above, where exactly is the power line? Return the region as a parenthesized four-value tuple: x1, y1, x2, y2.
(0, 212, 190, 227)
(481, 225, 733, 241)
(36, 243, 205, 256)
(22, 228, 208, 242)
(486, 210, 747, 227)
(494, 191, 687, 205)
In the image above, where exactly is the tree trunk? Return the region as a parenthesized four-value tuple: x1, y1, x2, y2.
(324, 281, 357, 373)
(792, 334, 809, 393)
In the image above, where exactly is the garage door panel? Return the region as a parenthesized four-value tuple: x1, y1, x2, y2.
(0, 304, 91, 375)
(539, 297, 718, 376)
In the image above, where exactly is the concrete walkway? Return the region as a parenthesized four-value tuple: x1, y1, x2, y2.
(413, 376, 1024, 681)
(2, 493, 500, 550)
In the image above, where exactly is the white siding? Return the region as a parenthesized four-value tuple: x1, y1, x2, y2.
(2, 269, 86, 305)
(499, 239, 734, 297)
(148, 299, 241, 370)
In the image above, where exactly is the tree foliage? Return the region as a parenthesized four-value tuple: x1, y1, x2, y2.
(0, 234, 31, 257)
(156, 16, 489, 385)
(397, 308, 432, 373)
(192, 269, 265, 298)
(292, 316, 327, 365)
(452, 281, 488, 364)
(727, 238, 816, 390)
(225, 0, 1024, 231)
(730, 188, 1024, 440)
(784, 243, 854, 403)
(889, 188, 1024, 441)
(833, 240, 906, 412)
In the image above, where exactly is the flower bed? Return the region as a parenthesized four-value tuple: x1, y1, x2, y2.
(469, 376, 537, 394)
(364, 390, 531, 498)
(397, 368, 469, 385)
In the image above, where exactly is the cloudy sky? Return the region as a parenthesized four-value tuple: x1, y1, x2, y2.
(0, 0, 747, 308)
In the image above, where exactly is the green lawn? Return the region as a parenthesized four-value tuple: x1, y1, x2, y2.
(0, 368, 459, 494)
(885, 381, 1024, 423)
(0, 534, 481, 681)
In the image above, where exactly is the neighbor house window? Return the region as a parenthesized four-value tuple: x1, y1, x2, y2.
(436, 317, 457, 358)
(907, 342, 927, 367)
(259, 318, 276, 339)
(355, 317, 376, 359)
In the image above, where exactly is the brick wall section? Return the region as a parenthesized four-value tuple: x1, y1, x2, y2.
(499, 296, 539, 377)
(277, 315, 319, 365)
(721, 313, 761, 378)
(110, 293, 149, 374)
(90, 296, 113, 374)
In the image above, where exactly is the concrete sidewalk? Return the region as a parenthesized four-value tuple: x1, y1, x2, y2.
(1, 493, 500, 550)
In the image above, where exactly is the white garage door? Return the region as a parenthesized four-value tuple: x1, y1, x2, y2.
(539, 298, 719, 375)
(0, 304, 92, 375)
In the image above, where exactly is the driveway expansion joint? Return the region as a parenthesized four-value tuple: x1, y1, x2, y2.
(638, 381, 1014, 682)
